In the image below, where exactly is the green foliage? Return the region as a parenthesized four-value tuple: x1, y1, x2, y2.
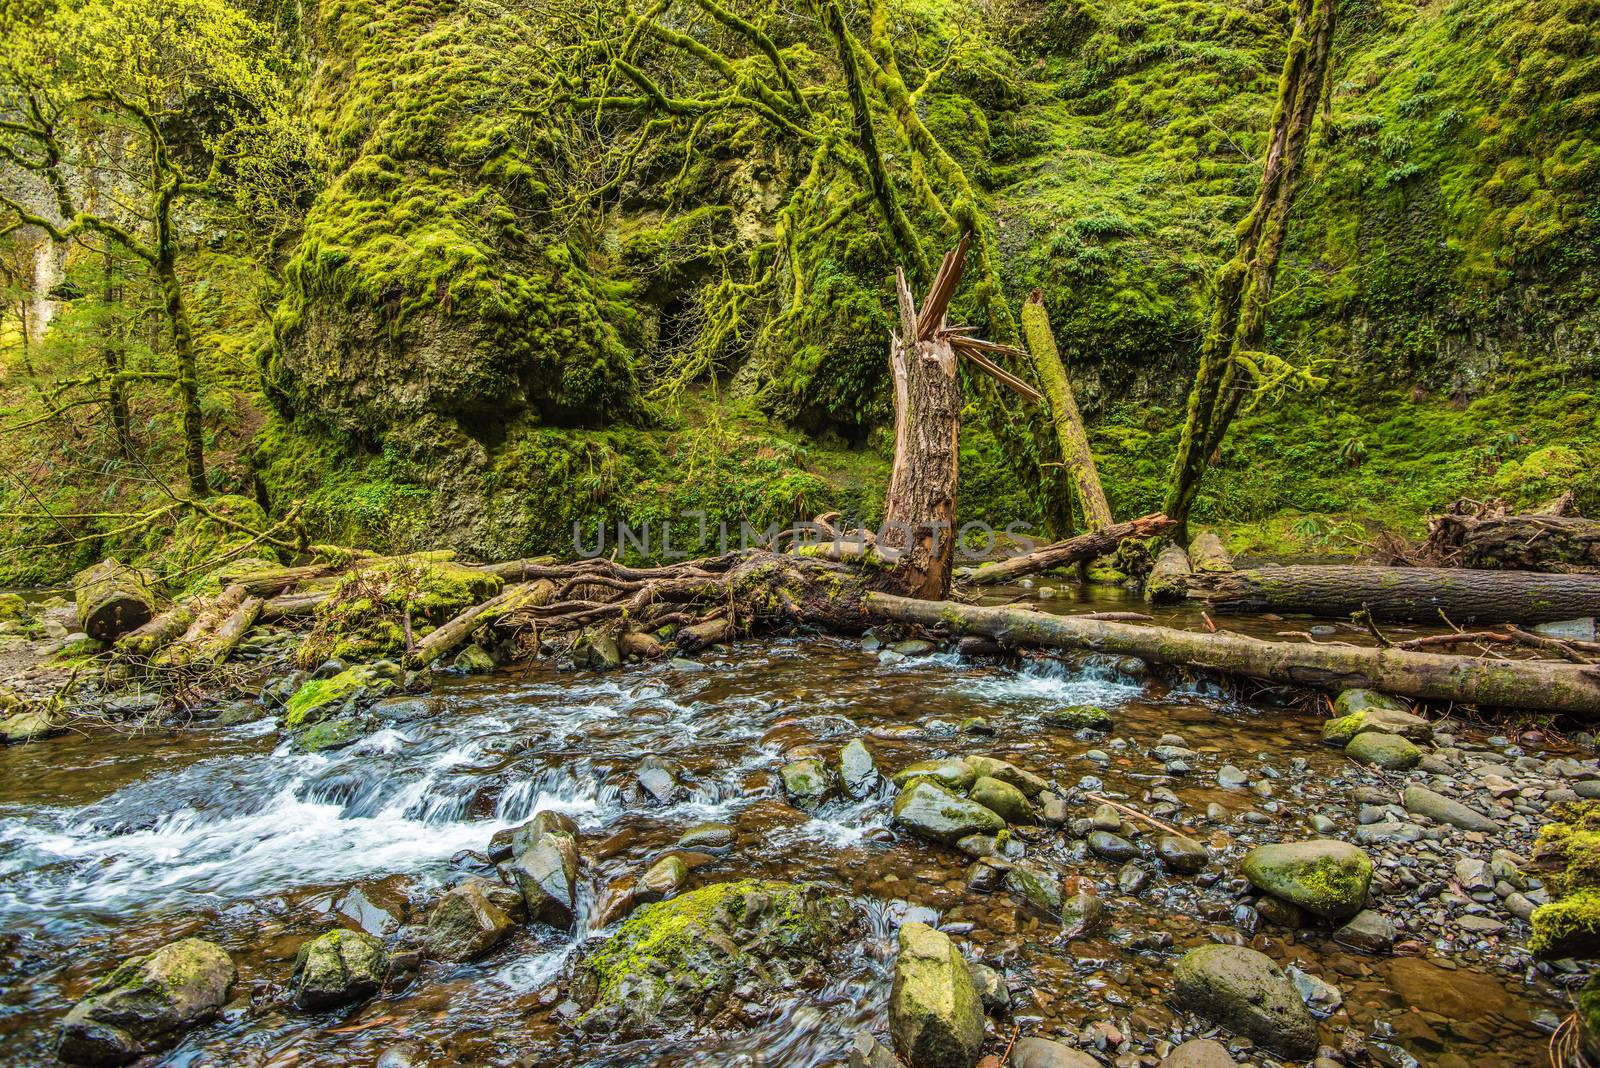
(297, 555, 500, 666)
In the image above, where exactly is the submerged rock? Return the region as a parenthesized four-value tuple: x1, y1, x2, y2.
(1005, 864, 1063, 917)
(889, 921, 984, 1068)
(1041, 705, 1113, 730)
(969, 775, 1033, 823)
(425, 878, 518, 962)
(893, 780, 1005, 845)
(291, 929, 389, 1010)
(573, 880, 852, 1037)
(1009, 1037, 1100, 1067)
(1242, 840, 1373, 920)
(58, 938, 235, 1066)
(1171, 944, 1318, 1058)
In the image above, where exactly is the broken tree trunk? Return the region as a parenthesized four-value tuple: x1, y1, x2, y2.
(153, 584, 252, 668)
(1185, 565, 1600, 624)
(1146, 544, 1192, 604)
(1020, 290, 1112, 531)
(1426, 511, 1600, 572)
(1188, 531, 1232, 574)
(259, 590, 328, 622)
(879, 245, 967, 600)
(73, 558, 155, 640)
(408, 579, 557, 667)
(864, 593, 1600, 716)
(960, 514, 1175, 586)
(114, 599, 196, 660)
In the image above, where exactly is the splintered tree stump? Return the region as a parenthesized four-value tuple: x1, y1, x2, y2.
(1186, 565, 1600, 624)
(73, 558, 156, 640)
(1426, 512, 1600, 572)
(1146, 544, 1192, 604)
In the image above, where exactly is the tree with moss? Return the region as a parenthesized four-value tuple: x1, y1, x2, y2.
(0, 0, 287, 496)
(1161, 0, 1335, 545)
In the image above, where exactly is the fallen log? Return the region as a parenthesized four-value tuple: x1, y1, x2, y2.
(1185, 565, 1600, 624)
(959, 514, 1175, 586)
(114, 599, 197, 660)
(73, 558, 155, 640)
(477, 556, 559, 581)
(408, 579, 557, 667)
(1146, 544, 1191, 604)
(196, 594, 263, 666)
(1187, 531, 1232, 574)
(259, 590, 328, 622)
(864, 592, 1600, 716)
(1426, 511, 1600, 572)
(153, 584, 249, 668)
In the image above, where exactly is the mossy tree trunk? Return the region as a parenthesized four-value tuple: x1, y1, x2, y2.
(1021, 290, 1111, 532)
(1162, 0, 1335, 544)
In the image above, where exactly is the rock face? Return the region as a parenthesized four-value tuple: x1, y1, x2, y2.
(1344, 731, 1422, 770)
(893, 780, 1005, 845)
(889, 922, 984, 1068)
(425, 878, 518, 962)
(1401, 785, 1497, 832)
(291, 929, 389, 1010)
(58, 938, 235, 1066)
(1242, 840, 1373, 919)
(573, 880, 852, 1037)
(1171, 944, 1318, 1058)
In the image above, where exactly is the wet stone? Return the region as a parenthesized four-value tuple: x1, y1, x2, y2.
(1118, 861, 1151, 895)
(1336, 909, 1396, 953)
(1345, 731, 1422, 770)
(1009, 1036, 1101, 1068)
(891, 758, 976, 793)
(1402, 785, 1497, 833)
(889, 922, 984, 1068)
(893, 780, 1005, 845)
(1005, 864, 1063, 917)
(970, 775, 1033, 823)
(1088, 831, 1139, 863)
(1162, 1038, 1239, 1067)
(58, 938, 235, 1066)
(838, 738, 880, 799)
(635, 854, 688, 902)
(676, 822, 734, 850)
(425, 878, 516, 962)
(291, 929, 388, 1011)
(966, 754, 1049, 798)
(1171, 944, 1318, 1059)
(780, 757, 833, 810)
(1158, 833, 1208, 873)
(1242, 839, 1372, 920)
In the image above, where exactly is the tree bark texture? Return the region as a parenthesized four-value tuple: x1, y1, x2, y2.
(960, 514, 1174, 586)
(1426, 512, 1600, 572)
(864, 592, 1600, 716)
(1021, 290, 1112, 531)
(114, 598, 196, 659)
(1188, 531, 1233, 573)
(1146, 544, 1192, 604)
(1186, 565, 1600, 624)
(73, 558, 155, 640)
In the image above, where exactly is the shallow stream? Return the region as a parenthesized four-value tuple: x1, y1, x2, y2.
(0, 585, 1576, 1067)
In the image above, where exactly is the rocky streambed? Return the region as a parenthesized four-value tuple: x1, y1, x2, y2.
(0, 586, 1593, 1068)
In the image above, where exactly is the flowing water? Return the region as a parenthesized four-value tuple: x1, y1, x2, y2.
(0, 585, 1574, 1066)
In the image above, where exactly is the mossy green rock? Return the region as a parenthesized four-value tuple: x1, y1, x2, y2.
(636, 854, 689, 902)
(294, 717, 370, 753)
(451, 644, 495, 674)
(1530, 889, 1600, 959)
(969, 775, 1034, 823)
(1042, 705, 1113, 730)
(889, 921, 984, 1068)
(1332, 689, 1408, 717)
(891, 758, 976, 792)
(1004, 864, 1063, 918)
(780, 757, 833, 810)
(284, 664, 398, 730)
(1529, 803, 1600, 958)
(0, 593, 25, 622)
(57, 937, 235, 1067)
(1172, 944, 1318, 1058)
(574, 880, 850, 1037)
(965, 754, 1049, 798)
(1345, 731, 1422, 770)
(0, 708, 63, 745)
(893, 780, 1006, 845)
(291, 929, 389, 1010)
(1322, 704, 1432, 747)
(1242, 840, 1373, 920)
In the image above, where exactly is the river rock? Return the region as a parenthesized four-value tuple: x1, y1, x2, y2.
(425, 878, 516, 962)
(637, 757, 687, 805)
(677, 822, 734, 850)
(1062, 882, 1103, 937)
(1335, 909, 1395, 953)
(891, 758, 976, 792)
(57, 938, 235, 1066)
(1285, 963, 1343, 1017)
(1401, 785, 1497, 832)
(970, 775, 1033, 823)
(451, 643, 495, 674)
(1171, 944, 1318, 1058)
(1009, 1036, 1100, 1068)
(1042, 705, 1113, 730)
(1333, 688, 1408, 717)
(572, 628, 622, 670)
(1322, 701, 1432, 747)
(967, 960, 1009, 1011)
(781, 757, 833, 809)
(850, 1031, 908, 1068)
(291, 929, 389, 1010)
(965, 755, 1049, 798)
(636, 854, 688, 902)
(889, 922, 984, 1068)
(0, 707, 63, 744)
(1088, 830, 1139, 863)
(1005, 864, 1063, 917)
(1162, 1038, 1238, 1067)
(573, 880, 852, 1037)
(839, 738, 880, 798)
(1344, 731, 1422, 770)
(894, 780, 1005, 845)
(1242, 840, 1372, 919)
(508, 828, 579, 929)
(283, 663, 398, 731)
(1158, 833, 1209, 873)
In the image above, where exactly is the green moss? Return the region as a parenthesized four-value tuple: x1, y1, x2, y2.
(1299, 854, 1371, 912)
(283, 663, 394, 728)
(1530, 887, 1600, 959)
(297, 555, 499, 666)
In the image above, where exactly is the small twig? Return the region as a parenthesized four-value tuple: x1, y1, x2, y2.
(1084, 791, 1192, 838)
(999, 1023, 1021, 1066)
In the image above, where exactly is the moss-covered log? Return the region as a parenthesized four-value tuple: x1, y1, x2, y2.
(1021, 290, 1112, 531)
(1146, 544, 1192, 604)
(153, 584, 250, 668)
(1186, 565, 1600, 623)
(864, 593, 1600, 716)
(960, 514, 1174, 585)
(73, 558, 156, 640)
(1426, 513, 1600, 572)
(1187, 531, 1232, 574)
(407, 579, 557, 667)
(114, 599, 197, 660)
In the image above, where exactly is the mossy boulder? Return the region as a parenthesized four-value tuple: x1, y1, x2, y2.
(57, 938, 235, 1066)
(298, 556, 501, 667)
(291, 929, 389, 1010)
(296, 717, 371, 753)
(1529, 802, 1600, 959)
(1, 707, 64, 745)
(890, 758, 976, 792)
(0, 592, 27, 622)
(283, 663, 402, 730)
(1332, 689, 1408, 717)
(780, 757, 834, 810)
(1344, 731, 1422, 770)
(889, 921, 984, 1068)
(451, 644, 495, 674)
(965, 754, 1049, 798)
(893, 780, 1006, 845)
(969, 775, 1033, 823)
(1322, 700, 1432, 747)
(1172, 945, 1318, 1059)
(573, 880, 853, 1037)
(1242, 840, 1373, 920)
(1042, 705, 1113, 730)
